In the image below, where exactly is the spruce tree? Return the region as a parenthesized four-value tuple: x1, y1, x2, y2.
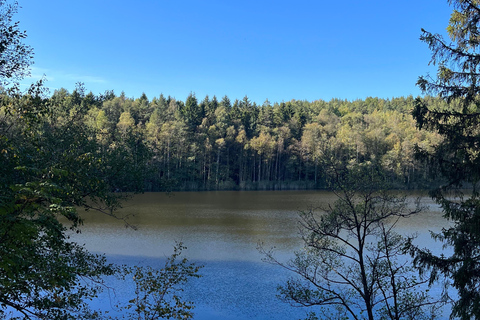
(412, 1, 480, 318)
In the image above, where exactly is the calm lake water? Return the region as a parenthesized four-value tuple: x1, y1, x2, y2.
(70, 191, 450, 320)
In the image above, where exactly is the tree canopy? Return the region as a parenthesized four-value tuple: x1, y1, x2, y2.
(0, 0, 32, 86)
(0, 2, 199, 318)
(17, 89, 442, 193)
(4, 0, 478, 318)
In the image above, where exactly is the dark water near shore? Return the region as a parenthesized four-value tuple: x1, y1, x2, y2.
(70, 191, 450, 319)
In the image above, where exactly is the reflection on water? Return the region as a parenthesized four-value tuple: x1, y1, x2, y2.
(73, 191, 336, 261)
(70, 191, 450, 320)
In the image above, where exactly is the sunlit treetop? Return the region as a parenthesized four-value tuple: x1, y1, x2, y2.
(0, 0, 33, 86)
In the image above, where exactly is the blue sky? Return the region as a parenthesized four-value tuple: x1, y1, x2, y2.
(17, 0, 452, 104)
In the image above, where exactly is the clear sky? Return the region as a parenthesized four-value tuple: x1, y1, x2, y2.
(16, 0, 452, 104)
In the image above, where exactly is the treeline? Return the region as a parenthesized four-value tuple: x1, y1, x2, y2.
(3, 85, 444, 191)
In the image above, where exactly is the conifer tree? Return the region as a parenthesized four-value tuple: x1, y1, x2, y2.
(412, 1, 480, 318)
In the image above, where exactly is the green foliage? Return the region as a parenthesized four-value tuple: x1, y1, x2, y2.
(182, 93, 203, 129)
(0, 9, 152, 314)
(0, 85, 194, 318)
(0, 0, 33, 86)
(1, 81, 445, 192)
(114, 243, 202, 320)
(411, 1, 480, 319)
(93, 91, 441, 191)
(0, 87, 133, 318)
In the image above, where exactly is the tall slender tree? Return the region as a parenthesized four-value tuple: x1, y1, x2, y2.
(411, 1, 480, 318)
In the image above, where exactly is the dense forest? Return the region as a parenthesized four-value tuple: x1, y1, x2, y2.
(1, 85, 444, 192)
(5, 0, 480, 318)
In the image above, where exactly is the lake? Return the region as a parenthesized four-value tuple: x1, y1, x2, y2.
(70, 191, 450, 319)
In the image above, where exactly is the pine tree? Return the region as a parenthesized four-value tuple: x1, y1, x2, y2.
(412, 1, 480, 318)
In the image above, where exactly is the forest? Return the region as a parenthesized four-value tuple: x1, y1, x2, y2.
(0, 83, 449, 319)
(1, 86, 444, 192)
(3, 0, 480, 319)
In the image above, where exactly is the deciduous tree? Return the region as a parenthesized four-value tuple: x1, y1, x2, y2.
(262, 164, 442, 320)
(0, 0, 33, 86)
